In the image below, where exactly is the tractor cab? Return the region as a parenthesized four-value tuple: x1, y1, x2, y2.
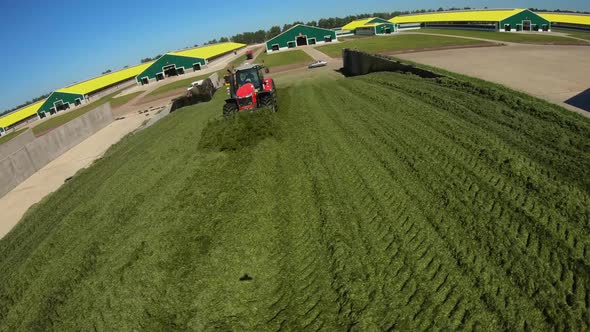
(237, 67, 262, 89)
(228, 64, 265, 98)
(223, 64, 277, 117)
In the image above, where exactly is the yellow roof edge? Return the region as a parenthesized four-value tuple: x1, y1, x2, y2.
(55, 88, 84, 94)
(392, 8, 524, 18)
(538, 12, 590, 16)
(168, 42, 246, 57)
(0, 99, 46, 128)
(361, 22, 393, 27)
(390, 8, 525, 23)
(57, 62, 155, 92)
(538, 12, 590, 25)
(346, 17, 376, 23)
(56, 62, 155, 95)
(11, 99, 46, 113)
(342, 18, 375, 30)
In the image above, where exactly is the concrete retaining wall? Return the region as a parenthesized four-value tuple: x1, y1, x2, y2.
(0, 129, 35, 160)
(0, 103, 114, 198)
(7, 148, 37, 185)
(342, 48, 443, 79)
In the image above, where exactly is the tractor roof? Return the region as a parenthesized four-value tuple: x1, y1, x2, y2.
(235, 63, 263, 71)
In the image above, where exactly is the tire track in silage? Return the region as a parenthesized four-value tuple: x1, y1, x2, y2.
(313, 78, 540, 330)
(259, 83, 346, 331)
(299, 79, 495, 330)
(313, 88, 477, 329)
(281, 80, 394, 330)
(365, 74, 590, 234)
(342, 77, 546, 322)
(353, 75, 590, 328)
(332, 75, 590, 329)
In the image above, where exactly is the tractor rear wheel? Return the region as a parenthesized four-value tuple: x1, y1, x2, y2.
(260, 94, 277, 112)
(223, 102, 238, 118)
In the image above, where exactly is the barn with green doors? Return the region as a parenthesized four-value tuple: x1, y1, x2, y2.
(391, 9, 551, 32)
(37, 91, 84, 117)
(136, 54, 205, 85)
(136, 43, 245, 85)
(266, 25, 337, 53)
(499, 9, 551, 32)
(35, 63, 154, 118)
(341, 17, 395, 35)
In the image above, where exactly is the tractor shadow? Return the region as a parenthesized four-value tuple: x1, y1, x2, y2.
(565, 89, 590, 113)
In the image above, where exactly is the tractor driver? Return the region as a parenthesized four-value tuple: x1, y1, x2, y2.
(239, 71, 260, 89)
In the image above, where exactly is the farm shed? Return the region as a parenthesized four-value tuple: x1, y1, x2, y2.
(136, 42, 245, 84)
(342, 18, 395, 35)
(0, 100, 45, 133)
(265, 25, 337, 53)
(391, 9, 551, 32)
(36, 63, 152, 118)
(38, 91, 85, 117)
(538, 13, 590, 31)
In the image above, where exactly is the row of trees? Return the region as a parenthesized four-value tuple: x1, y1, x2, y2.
(204, 37, 230, 45)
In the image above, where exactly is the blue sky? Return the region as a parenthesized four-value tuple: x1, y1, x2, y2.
(0, 0, 587, 111)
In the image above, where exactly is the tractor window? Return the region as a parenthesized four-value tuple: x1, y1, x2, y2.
(237, 69, 262, 89)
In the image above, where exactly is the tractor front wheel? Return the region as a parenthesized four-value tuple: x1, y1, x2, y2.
(223, 102, 238, 118)
(260, 94, 277, 113)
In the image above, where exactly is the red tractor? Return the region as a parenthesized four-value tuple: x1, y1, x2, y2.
(223, 64, 277, 117)
(246, 49, 254, 60)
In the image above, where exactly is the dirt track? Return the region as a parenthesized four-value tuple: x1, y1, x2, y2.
(396, 44, 590, 117)
(381, 42, 501, 55)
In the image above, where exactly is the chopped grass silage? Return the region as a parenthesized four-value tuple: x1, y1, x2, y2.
(198, 109, 279, 152)
(1, 65, 590, 330)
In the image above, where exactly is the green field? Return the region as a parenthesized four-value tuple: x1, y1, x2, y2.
(255, 49, 313, 68)
(339, 34, 372, 40)
(1, 66, 590, 330)
(414, 29, 590, 44)
(32, 91, 122, 136)
(109, 91, 144, 108)
(316, 34, 487, 58)
(553, 29, 590, 41)
(0, 127, 28, 145)
(147, 74, 210, 97)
